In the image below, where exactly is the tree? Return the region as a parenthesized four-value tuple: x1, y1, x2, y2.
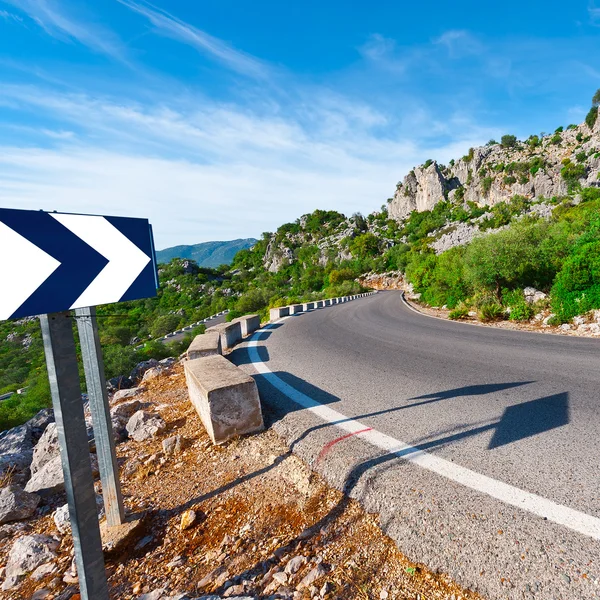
(501, 134, 518, 148)
(593, 88, 600, 107)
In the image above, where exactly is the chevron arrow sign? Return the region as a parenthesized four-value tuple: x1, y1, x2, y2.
(0, 208, 158, 320)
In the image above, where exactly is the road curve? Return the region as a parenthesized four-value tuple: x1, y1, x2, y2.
(232, 291, 600, 600)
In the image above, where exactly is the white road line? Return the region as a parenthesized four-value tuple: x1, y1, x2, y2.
(248, 322, 600, 541)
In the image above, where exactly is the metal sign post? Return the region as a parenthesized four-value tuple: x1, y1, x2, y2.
(40, 312, 109, 600)
(76, 306, 125, 527)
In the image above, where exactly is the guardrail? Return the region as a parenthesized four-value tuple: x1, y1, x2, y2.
(182, 292, 376, 445)
(135, 310, 230, 349)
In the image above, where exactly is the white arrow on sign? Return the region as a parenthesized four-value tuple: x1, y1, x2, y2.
(50, 214, 151, 309)
(0, 221, 61, 321)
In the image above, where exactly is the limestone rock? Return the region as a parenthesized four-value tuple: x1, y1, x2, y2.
(130, 359, 159, 384)
(180, 509, 196, 530)
(25, 454, 98, 495)
(162, 435, 183, 456)
(112, 387, 144, 402)
(0, 485, 40, 524)
(30, 423, 60, 476)
(285, 555, 307, 575)
(126, 410, 166, 442)
(142, 367, 163, 382)
(0, 424, 34, 484)
(1, 534, 59, 590)
(298, 563, 327, 589)
(25, 455, 64, 494)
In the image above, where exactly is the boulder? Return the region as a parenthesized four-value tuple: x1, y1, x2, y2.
(0, 424, 34, 484)
(26, 409, 55, 441)
(1, 534, 59, 590)
(112, 387, 144, 402)
(0, 485, 40, 524)
(126, 411, 167, 442)
(25, 454, 99, 495)
(130, 359, 159, 384)
(142, 367, 163, 382)
(30, 423, 59, 477)
(53, 494, 104, 534)
(107, 376, 134, 392)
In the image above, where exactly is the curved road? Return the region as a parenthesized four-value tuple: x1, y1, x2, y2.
(232, 291, 600, 600)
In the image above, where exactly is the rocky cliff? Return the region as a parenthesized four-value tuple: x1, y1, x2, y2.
(389, 118, 600, 221)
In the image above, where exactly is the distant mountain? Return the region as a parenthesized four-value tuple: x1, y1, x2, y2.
(156, 238, 257, 268)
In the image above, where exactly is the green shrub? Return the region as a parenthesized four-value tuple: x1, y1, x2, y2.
(585, 106, 598, 130)
(555, 126, 564, 133)
(0, 372, 52, 432)
(501, 134, 517, 148)
(482, 176, 493, 194)
(502, 289, 533, 321)
(423, 159, 434, 168)
(551, 133, 562, 145)
(529, 156, 545, 175)
(463, 148, 475, 162)
(551, 240, 600, 321)
(576, 151, 587, 163)
(503, 175, 517, 185)
(560, 160, 586, 192)
(448, 306, 470, 320)
(478, 303, 505, 322)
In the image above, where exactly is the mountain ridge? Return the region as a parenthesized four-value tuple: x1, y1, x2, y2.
(156, 238, 257, 267)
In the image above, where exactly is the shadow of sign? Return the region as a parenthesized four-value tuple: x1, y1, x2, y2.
(488, 392, 569, 449)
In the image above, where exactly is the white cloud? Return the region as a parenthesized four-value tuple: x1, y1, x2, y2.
(358, 34, 407, 73)
(0, 8, 22, 22)
(433, 30, 482, 57)
(3, 0, 127, 61)
(117, 0, 269, 79)
(0, 82, 491, 247)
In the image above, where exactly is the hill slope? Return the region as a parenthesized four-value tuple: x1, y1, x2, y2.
(156, 239, 257, 267)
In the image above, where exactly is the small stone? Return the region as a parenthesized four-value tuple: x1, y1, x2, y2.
(126, 411, 166, 442)
(139, 588, 166, 600)
(285, 555, 307, 575)
(273, 571, 288, 584)
(162, 435, 183, 456)
(31, 561, 57, 580)
(320, 581, 332, 596)
(298, 564, 327, 589)
(0, 485, 40, 523)
(380, 590, 389, 599)
(31, 590, 52, 600)
(180, 509, 197, 530)
(2, 534, 59, 590)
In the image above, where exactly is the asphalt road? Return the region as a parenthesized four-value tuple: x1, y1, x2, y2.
(232, 291, 600, 600)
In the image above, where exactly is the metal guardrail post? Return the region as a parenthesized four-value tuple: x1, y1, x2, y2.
(75, 306, 125, 527)
(40, 312, 109, 600)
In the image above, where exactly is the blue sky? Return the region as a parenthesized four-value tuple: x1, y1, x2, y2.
(0, 1, 599, 248)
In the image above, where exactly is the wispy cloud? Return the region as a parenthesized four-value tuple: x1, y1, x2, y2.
(358, 34, 407, 73)
(0, 80, 493, 246)
(590, 4, 600, 25)
(2, 0, 127, 61)
(0, 8, 23, 22)
(117, 0, 269, 79)
(433, 30, 482, 57)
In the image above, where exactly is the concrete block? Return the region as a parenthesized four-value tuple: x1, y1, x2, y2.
(315, 300, 324, 308)
(234, 314, 261, 337)
(184, 356, 264, 445)
(187, 331, 222, 360)
(324, 299, 331, 306)
(209, 321, 242, 350)
(303, 302, 315, 311)
(270, 307, 290, 320)
(290, 304, 304, 315)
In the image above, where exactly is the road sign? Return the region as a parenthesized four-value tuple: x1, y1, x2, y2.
(0, 208, 158, 320)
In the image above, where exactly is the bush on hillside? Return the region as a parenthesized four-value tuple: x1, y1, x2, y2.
(501, 134, 517, 148)
(551, 240, 600, 322)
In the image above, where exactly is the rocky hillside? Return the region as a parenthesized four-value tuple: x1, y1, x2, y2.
(389, 113, 600, 221)
(156, 239, 257, 268)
